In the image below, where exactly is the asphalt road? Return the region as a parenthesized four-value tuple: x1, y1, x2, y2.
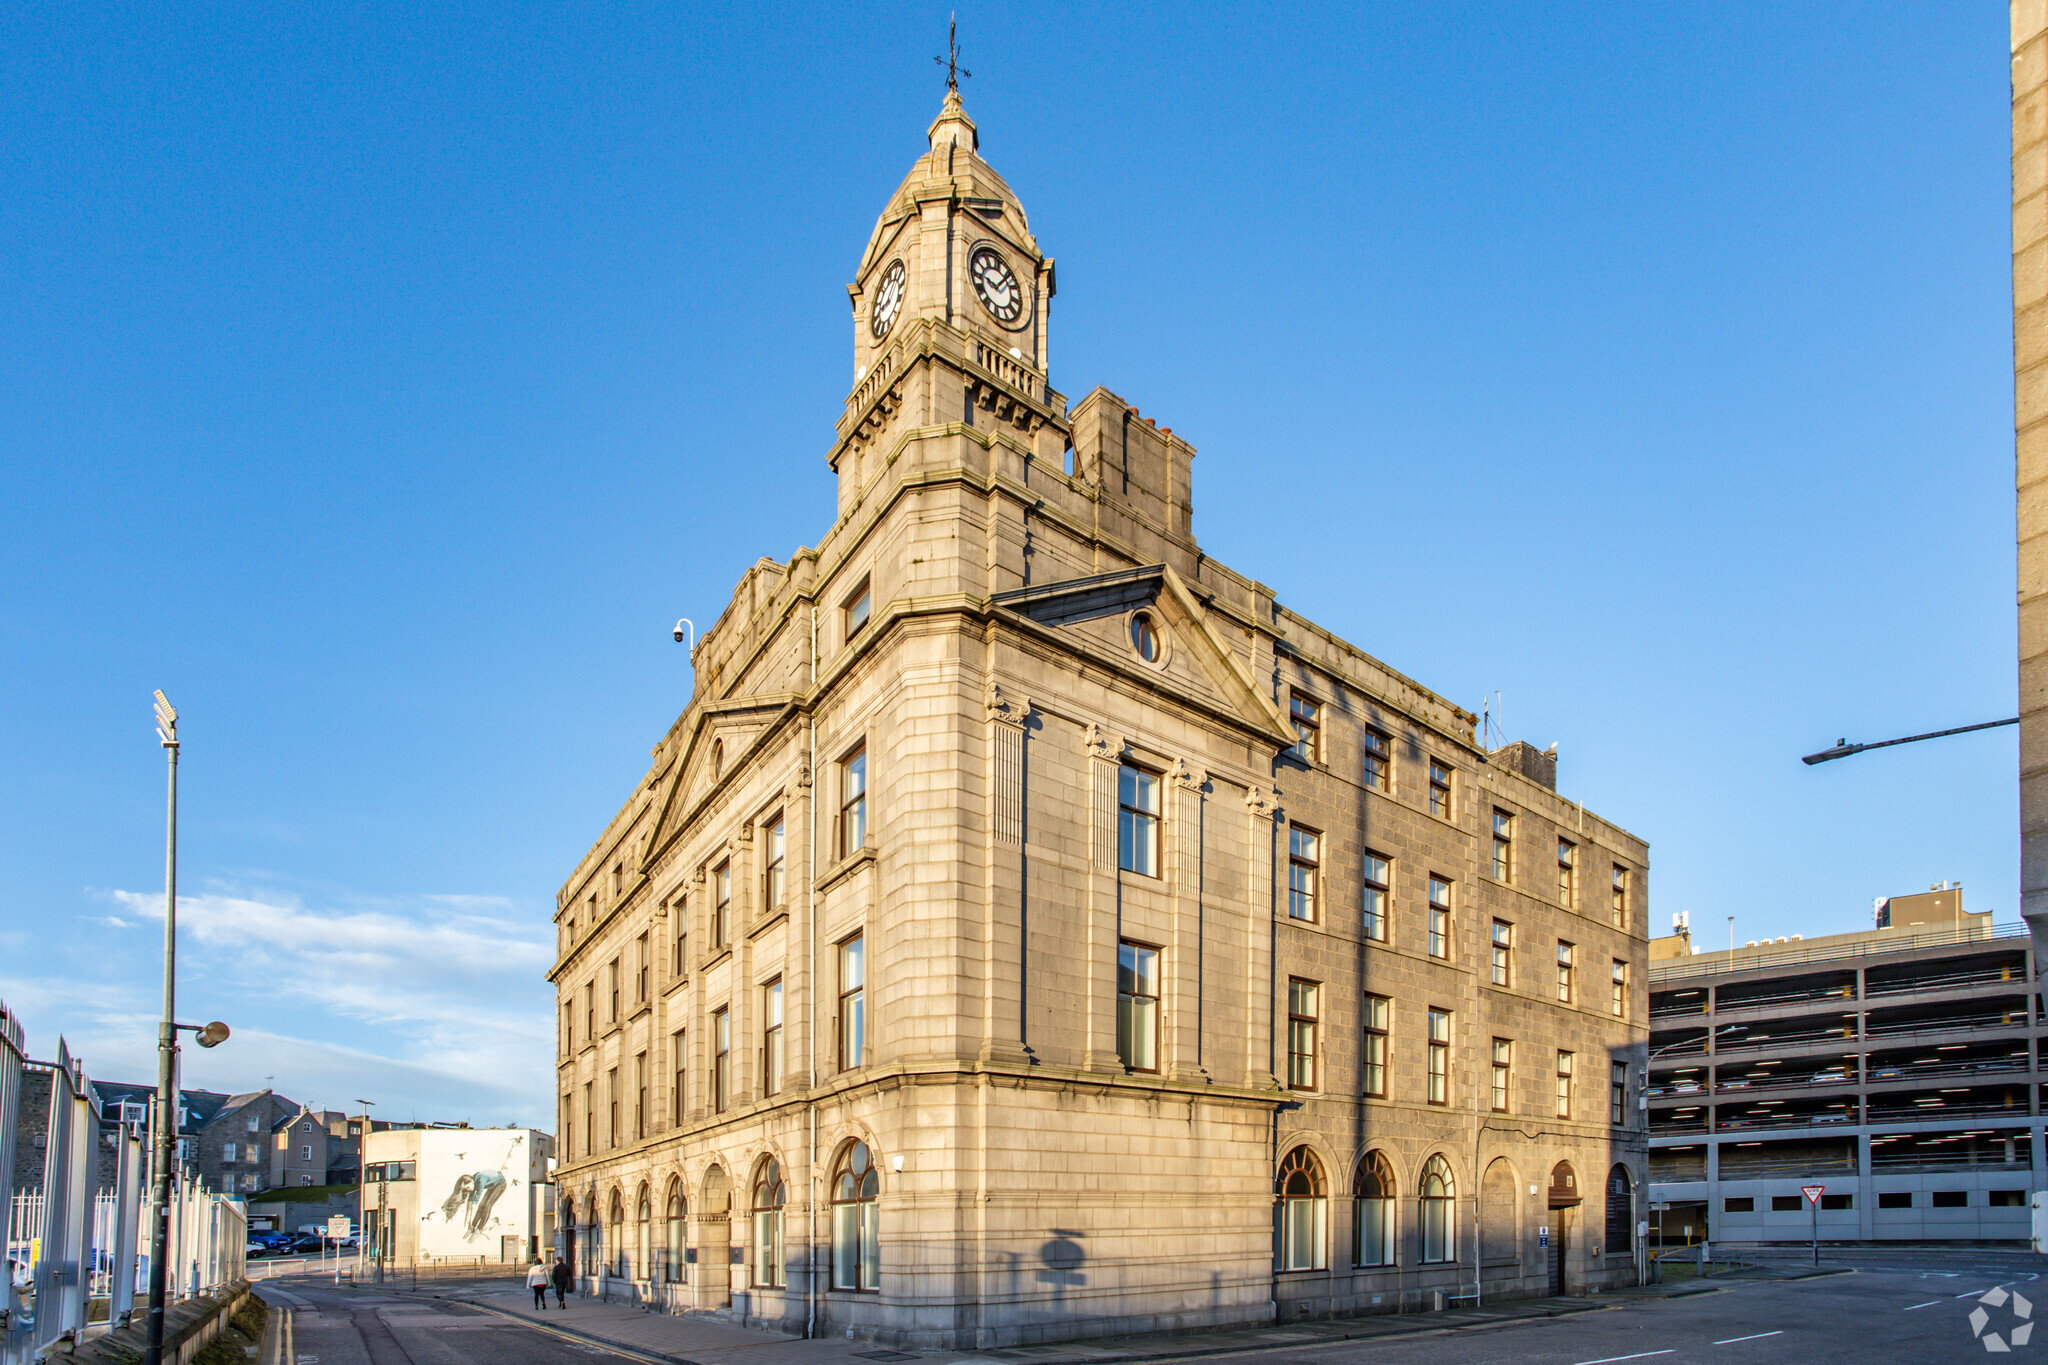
(1216, 1249, 2047, 1365)
(258, 1247, 2048, 1365)
(259, 1286, 615, 1365)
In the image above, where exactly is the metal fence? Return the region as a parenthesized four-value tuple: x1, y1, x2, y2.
(0, 998, 244, 1365)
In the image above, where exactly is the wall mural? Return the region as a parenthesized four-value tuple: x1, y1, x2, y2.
(417, 1130, 530, 1256)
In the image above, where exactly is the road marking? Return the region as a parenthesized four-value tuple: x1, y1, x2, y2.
(1905, 1301, 1942, 1310)
(1573, 1354, 1674, 1365)
(1713, 1332, 1783, 1344)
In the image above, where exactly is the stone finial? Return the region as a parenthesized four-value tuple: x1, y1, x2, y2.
(1245, 784, 1280, 819)
(928, 87, 978, 155)
(1171, 758, 1207, 792)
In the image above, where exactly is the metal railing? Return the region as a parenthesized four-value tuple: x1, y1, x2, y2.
(1866, 1100, 2034, 1124)
(1869, 1150, 2033, 1172)
(1717, 1158, 1858, 1179)
(1716, 1110, 1858, 1132)
(1651, 920, 2026, 983)
(1865, 965, 2031, 997)
(1864, 1059, 2030, 1084)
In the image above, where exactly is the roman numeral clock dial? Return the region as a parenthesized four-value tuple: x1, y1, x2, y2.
(870, 260, 906, 340)
(969, 245, 1024, 326)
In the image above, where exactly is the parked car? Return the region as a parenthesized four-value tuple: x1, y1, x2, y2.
(245, 1240, 273, 1258)
(1808, 1070, 1849, 1084)
(253, 1231, 295, 1250)
(289, 1233, 325, 1253)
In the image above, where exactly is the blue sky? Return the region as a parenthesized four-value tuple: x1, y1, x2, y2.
(1, 3, 2017, 1127)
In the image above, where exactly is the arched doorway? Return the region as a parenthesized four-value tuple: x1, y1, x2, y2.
(1547, 1161, 1582, 1295)
(700, 1164, 731, 1309)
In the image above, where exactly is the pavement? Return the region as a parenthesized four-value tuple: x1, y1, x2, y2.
(251, 1245, 2048, 1365)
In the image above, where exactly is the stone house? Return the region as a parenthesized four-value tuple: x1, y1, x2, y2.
(549, 87, 1650, 1349)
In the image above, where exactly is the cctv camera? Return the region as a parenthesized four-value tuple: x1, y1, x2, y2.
(674, 627, 684, 643)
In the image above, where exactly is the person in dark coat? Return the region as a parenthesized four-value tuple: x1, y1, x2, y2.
(549, 1254, 572, 1307)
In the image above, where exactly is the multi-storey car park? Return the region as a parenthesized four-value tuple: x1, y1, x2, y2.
(1645, 887, 2040, 1245)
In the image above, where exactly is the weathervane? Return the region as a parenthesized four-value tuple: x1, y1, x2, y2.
(935, 14, 970, 93)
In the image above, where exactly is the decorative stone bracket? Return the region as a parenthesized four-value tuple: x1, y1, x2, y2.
(970, 379, 1046, 435)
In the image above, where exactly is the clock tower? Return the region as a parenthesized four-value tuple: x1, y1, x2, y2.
(833, 87, 1065, 514)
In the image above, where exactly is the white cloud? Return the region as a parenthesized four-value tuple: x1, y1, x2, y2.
(8, 888, 558, 1128)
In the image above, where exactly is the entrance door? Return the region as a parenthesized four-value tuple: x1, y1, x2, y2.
(1549, 1210, 1568, 1295)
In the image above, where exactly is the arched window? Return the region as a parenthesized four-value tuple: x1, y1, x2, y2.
(636, 1185, 652, 1282)
(1419, 1156, 1456, 1264)
(584, 1195, 602, 1278)
(608, 1191, 626, 1277)
(831, 1141, 880, 1291)
(1605, 1165, 1634, 1256)
(663, 1181, 686, 1284)
(712, 738, 724, 778)
(751, 1157, 787, 1288)
(1276, 1146, 1327, 1271)
(1353, 1152, 1395, 1268)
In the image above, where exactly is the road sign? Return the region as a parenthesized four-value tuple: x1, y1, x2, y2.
(1538, 1226, 1549, 1247)
(1801, 1184, 1826, 1204)
(1652, 1201, 1670, 1211)
(326, 1216, 349, 1239)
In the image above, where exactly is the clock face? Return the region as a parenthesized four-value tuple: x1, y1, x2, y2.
(969, 246, 1025, 325)
(870, 260, 906, 340)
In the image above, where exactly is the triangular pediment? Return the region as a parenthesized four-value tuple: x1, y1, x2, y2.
(992, 566, 1294, 749)
(638, 699, 796, 879)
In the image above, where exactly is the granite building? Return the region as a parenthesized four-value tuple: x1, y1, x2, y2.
(549, 87, 1650, 1349)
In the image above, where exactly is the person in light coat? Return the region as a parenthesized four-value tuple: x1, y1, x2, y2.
(526, 1259, 549, 1309)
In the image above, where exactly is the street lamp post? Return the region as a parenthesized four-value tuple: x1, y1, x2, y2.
(354, 1101, 375, 1286)
(1801, 717, 2018, 766)
(141, 695, 230, 1365)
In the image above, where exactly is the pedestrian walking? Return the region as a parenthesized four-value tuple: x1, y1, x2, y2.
(526, 1259, 549, 1309)
(550, 1253, 571, 1308)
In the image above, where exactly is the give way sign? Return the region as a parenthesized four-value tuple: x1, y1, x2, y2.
(1801, 1185, 1826, 1204)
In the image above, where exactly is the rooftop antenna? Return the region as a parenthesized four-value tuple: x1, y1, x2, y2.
(935, 14, 971, 93)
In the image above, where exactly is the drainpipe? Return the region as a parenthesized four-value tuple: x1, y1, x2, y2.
(1268, 807, 1280, 1325)
(806, 599, 819, 1341)
(1472, 1020, 1482, 1307)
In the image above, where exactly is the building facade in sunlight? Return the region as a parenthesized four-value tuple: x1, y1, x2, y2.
(548, 87, 1651, 1348)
